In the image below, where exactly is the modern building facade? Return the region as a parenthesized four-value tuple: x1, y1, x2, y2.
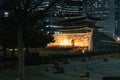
(83, 0, 113, 37)
(44, 0, 85, 25)
(60, 0, 84, 17)
(83, 0, 120, 40)
(84, 0, 110, 19)
(115, 0, 120, 39)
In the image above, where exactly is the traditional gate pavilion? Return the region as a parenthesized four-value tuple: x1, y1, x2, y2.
(47, 16, 102, 52)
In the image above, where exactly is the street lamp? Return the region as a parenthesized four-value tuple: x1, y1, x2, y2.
(4, 11, 9, 17)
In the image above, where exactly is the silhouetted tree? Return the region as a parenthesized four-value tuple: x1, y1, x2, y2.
(0, 0, 59, 79)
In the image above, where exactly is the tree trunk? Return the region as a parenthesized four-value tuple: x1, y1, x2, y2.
(17, 28, 24, 80)
(3, 46, 7, 57)
(12, 47, 15, 57)
(25, 46, 29, 54)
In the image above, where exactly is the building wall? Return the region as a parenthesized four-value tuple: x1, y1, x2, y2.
(47, 32, 92, 52)
(61, 0, 84, 17)
(84, 0, 116, 39)
(84, 0, 110, 19)
(115, 0, 120, 37)
(107, 0, 115, 38)
(96, 0, 115, 38)
(44, 0, 84, 25)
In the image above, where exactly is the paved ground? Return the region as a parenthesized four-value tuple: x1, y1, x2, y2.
(0, 58, 120, 80)
(63, 58, 120, 77)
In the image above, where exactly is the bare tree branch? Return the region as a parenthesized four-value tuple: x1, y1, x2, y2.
(22, 0, 26, 5)
(10, 0, 17, 11)
(43, 0, 58, 14)
(41, 0, 60, 17)
(24, 0, 32, 11)
(28, 0, 45, 13)
(18, 1, 23, 10)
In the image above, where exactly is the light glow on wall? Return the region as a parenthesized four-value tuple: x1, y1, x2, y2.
(47, 32, 92, 51)
(61, 39, 70, 46)
(116, 37, 120, 42)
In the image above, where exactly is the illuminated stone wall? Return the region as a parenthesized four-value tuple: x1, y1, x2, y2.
(47, 32, 92, 51)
